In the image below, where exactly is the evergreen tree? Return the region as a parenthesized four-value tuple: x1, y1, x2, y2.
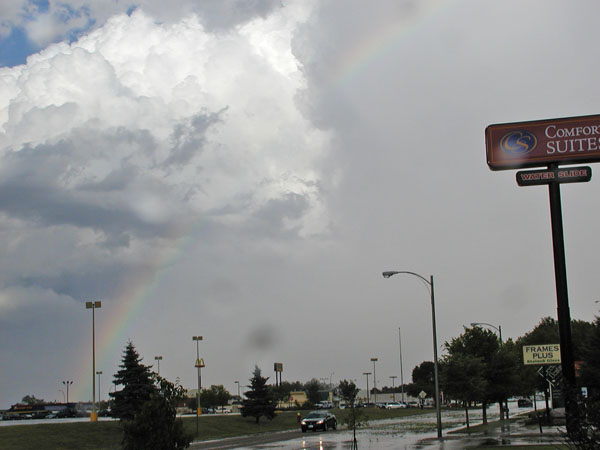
(110, 341, 156, 420)
(121, 377, 192, 450)
(241, 366, 276, 424)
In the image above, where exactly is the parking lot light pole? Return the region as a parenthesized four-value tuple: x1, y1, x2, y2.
(383, 271, 442, 439)
(192, 336, 203, 437)
(96, 371, 102, 403)
(154, 356, 163, 376)
(363, 372, 371, 404)
(390, 376, 398, 402)
(371, 358, 378, 403)
(85, 301, 101, 422)
(62, 380, 73, 403)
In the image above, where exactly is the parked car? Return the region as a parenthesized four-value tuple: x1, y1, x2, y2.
(386, 402, 407, 409)
(315, 401, 334, 409)
(300, 411, 337, 432)
(518, 398, 533, 408)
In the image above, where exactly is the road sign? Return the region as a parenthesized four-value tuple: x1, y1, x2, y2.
(486, 114, 600, 170)
(523, 344, 561, 365)
(418, 390, 427, 399)
(516, 166, 591, 186)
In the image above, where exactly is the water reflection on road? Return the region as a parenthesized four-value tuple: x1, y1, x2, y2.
(230, 402, 545, 450)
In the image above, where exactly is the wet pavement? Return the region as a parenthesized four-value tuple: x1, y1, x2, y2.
(191, 403, 566, 450)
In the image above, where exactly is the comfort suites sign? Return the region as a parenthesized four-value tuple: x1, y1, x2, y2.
(486, 114, 600, 170)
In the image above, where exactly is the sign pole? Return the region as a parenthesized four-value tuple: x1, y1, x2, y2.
(547, 164, 577, 435)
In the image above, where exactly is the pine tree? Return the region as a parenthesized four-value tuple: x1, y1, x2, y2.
(241, 366, 276, 424)
(109, 341, 156, 420)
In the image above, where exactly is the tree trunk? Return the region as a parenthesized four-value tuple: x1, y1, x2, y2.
(482, 401, 488, 424)
(465, 404, 470, 429)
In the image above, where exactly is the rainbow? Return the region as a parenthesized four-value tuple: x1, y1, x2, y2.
(72, 220, 193, 401)
(330, 0, 458, 89)
(70, 0, 458, 401)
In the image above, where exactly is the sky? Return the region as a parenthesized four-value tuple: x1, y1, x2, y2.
(1, 0, 600, 408)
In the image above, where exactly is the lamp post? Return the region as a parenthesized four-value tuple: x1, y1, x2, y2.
(371, 358, 378, 403)
(390, 376, 398, 402)
(363, 372, 371, 404)
(330, 372, 334, 390)
(192, 335, 204, 437)
(96, 371, 102, 404)
(154, 356, 163, 376)
(470, 322, 502, 344)
(85, 300, 101, 422)
(235, 380, 240, 399)
(383, 271, 442, 439)
(399, 327, 405, 403)
(62, 380, 73, 403)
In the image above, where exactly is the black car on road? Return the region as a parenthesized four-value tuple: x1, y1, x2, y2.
(300, 410, 337, 432)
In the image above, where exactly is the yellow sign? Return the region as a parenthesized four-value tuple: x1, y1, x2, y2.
(195, 358, 205, 368)
(523, 344, 561, 365)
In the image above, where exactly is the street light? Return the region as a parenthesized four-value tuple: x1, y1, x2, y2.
(192, 335, 204, 437)
(363, 372, 371, 404)
(383, 271, 442, 439)
(96, 371, 103, 403)
(390, 376, 398, 402)
(470, 322, 503, 343)
(154, 356, 163, 376)
(235, 380, 241, 399)
(62, 380, 73, 403)
(85, 300, 101, 422)
(371, 358, 378, 403)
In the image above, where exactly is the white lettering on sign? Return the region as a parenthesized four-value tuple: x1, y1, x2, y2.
(545, 125, 600, 154)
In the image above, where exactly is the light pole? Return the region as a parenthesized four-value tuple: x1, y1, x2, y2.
(329, 372, 334, 389)
(399, 327, 405, 403)
(383, 271, 442, 439)
(85, 300, 101, 422)
(363, 372, 371, 404)
(192, 335, 204, 437)
(96, 371, 102, 404)
(371, 358, 378, 403)
(62, 380, 73, 403)
(390, 376, 398, 402)
(154, 356, 163, 376)
(470, 322, 502, 344)
(235, 380, 240, 399)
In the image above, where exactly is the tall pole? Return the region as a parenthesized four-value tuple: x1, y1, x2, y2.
(399, 327, 405, 403)
(86, 301, 101, 422)
(390, 376, 397, 402)
(96, 371, 102, 403)
(363, 372, 371, 404)
(383, 271, 442, 439)
(548, 174, 577, 436)
(193, 336, 203, 437)
(371, 358, 378, 403)
(235, 380, 240, 399)
(154, 356, 162, 376)
(62, 380, 72, 403)
(430, 275, 442, 439)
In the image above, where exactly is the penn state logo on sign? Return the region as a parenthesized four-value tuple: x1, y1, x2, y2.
(500, 130, 537, 155)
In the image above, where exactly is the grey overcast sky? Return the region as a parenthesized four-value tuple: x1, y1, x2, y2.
(1, 0, 600, 407)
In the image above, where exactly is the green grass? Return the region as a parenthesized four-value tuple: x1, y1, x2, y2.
(0, 408, 431, 450)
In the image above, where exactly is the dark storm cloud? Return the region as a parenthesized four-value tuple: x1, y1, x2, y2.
(163, 109, 225, 167)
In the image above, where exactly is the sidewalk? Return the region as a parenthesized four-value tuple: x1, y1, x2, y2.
(426, 414, 567, 449)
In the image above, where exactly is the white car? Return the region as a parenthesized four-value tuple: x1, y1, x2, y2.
(386, 402, 407, 409)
